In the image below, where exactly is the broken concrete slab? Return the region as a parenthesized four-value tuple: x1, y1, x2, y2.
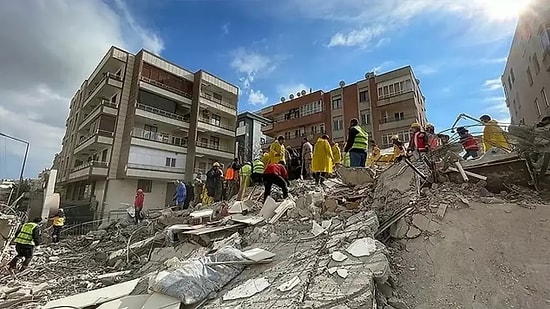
(389, 218, 409, 239)
(107, 235, 161, 266)
(259, 196, 279, 220)
(242, 248, 276, 262)
(277, 276, 300, 292)
(337, 167, 375, 186)
(346, 237, 378, 257)
(406, 226, 422, 238)
(222, 277, 270, 301)
(96, 295, 150, 309)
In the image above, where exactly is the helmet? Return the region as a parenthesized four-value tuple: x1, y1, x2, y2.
(391, 135, 399, 140)
(137, 189, 143, 193)
(410, 122, 421, 129)
(58, 208, 64, 214)
(213, 162, 221, 167)
(425, 123, 434, 129)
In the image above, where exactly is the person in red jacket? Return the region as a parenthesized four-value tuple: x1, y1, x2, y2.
(134, 189, 145, 225)
(263, 162, 290, 203)
(457, 127, 480, 160)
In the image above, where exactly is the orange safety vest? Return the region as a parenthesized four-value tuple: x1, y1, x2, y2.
(225, 168, 238, 180)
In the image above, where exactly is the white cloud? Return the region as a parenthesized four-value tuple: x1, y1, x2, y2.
(222, 23, 230, 35)
(248, 89, 269, 105)
(0, 0, 163, 178)
(328, 25, 385, 48)
(483, 78, 503, 91)
(415, 64, 439, 75)
(277, 83, 309, 98)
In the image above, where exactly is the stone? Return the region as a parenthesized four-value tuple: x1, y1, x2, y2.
(337, 167, 374, 186)
(376, 282, 395, 298)
(478, 187, 494, 197)
(411, 214, 430, 231)
(406, 226, 421, 238)
(324, 199, 338, 212)
(389, 218, 408, 239)
(388, 297, 409, 309)
(345, 202, 360, 210)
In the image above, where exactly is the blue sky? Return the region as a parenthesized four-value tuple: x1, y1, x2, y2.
(0, 0, 523, 178)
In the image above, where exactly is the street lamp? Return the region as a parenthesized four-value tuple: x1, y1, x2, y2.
(0, 132, 30, 202)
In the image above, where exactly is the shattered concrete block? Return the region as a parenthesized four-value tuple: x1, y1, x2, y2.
(406, 226, 422, 239)
(389, 218, 408, 239)
(338, 167, 375, 186)
(324, 199, 338, 212)
(388, 297, 409, 309)
(411, 214, 430, 231)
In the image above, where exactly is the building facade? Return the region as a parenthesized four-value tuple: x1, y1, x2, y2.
(260, 66, 427, 150)
(55, 46, 238, 218)
(502, 1, 550, 125)
(236, 112, 270, 163)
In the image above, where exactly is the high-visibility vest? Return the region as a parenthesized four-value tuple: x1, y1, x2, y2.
(412, 132, 428, 152)
(53, 217, 65, 227)
(15, 222, 38, 246)
(240, 164, 252, 177)
(252, 159, 265, 174)
(225, 168, 238, 180)
(351, 126, 368, 151)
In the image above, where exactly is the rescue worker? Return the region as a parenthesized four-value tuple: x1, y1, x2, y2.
(312, 135, 334, 185)
(225, 158, 241, 200)
(263, 162, 290, 203)
(134, 189, 145, 224)
(391, 135, 406, 162)
(457, 127, 480, 160)
(343, 118, 369, 167)
(425, 123, 440, 151)
(268, 136, 286, 164)
(193, 173, 204, 206)
(366, 140, 381, 167)
(251, 157, 265, 185)
(51, 209, 65, 243)
(173, 180, 186, 209)
(262, 151, 270, 167)
(407, 123, 428, 160)
(301, 137, 313, 179)
(240, 161, 252, 188)
(331, 141, 342, 166)
(480, 115, 511, 152)
(206, 162, 223, 202)
(9, 217, 42, 271)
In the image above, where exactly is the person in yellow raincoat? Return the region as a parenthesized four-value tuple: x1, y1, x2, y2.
(262, 152, 270, 166)
(480, 115, 511, 152)
(366, 140, 381, 167)
(312, 135, 334, 185)
(391, 135, 406, 162)
(330, 141, 342, 166)
(268, 136, 286, 164)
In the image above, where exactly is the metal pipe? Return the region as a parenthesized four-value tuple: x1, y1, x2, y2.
(0, 132, 30, 204)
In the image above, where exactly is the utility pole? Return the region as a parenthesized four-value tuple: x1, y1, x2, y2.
(0, 132, 30, 202)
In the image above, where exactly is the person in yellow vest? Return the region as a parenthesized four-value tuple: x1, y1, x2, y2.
(268, 136, 286, 164)
(366, 140, 381, 167)
(51, 209, 65, 243)
(240, 162, 252, 188)
(9, 217, 42, 271)
(330, 141, 342, 166)
(312, 135, 334, 185)
(480, 115, 511, 152)
(251, 157, 265, 185)
(343, 118, 369, 167)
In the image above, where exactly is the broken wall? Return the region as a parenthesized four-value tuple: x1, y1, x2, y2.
(372, 162, 418, 221)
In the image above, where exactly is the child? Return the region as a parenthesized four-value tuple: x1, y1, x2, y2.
(457, 127, 479, 160)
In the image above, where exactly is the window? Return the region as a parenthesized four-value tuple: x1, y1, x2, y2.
(238, 121, 244, 127)
(535, 98, 541, 116)
(165, 157, 176, 167)
(137, 179, 152, 193)
(332, 97, 342, 109)
(210, 136, 220, 149)
(319, 123, 325, 133)
(285, 132, 291, 140)
(101, 149, 108, 162)
(542, 23, 550, 50)
(111, 94, 117, 103)
(213, 92, 222, 102)
(527, 67, 534, 86)
(211, 114, 221, 126)
(393, 112, 404, 121)
(542, 88, 549, 107)
(533, 53, 541, 74)
(510, 68, 515, 82)
(333, 118, 344, 131)
(508, 75, 513, 90)
(361, 112, 370, 125)
(359, 90, 369, 102)
(200, 137, 208, 145)
(378, 79, 413, 99)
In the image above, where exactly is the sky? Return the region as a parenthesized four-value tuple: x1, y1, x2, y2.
(0, 0, 525, 179)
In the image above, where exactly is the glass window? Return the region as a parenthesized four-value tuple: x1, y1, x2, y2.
(359, 90, 369, 102)
(137, 179, 152, 193)
(541, 88, 549, 107)
(535, 98, 541, 115)
(527, 67, 534, 86)
(533, 53, 541, 74)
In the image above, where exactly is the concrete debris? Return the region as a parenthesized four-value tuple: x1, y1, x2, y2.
(277, 276, 300, 292)
(331, 251, 348, 262)
(346, 237, 378, 257)
(222, 277, 271, 301)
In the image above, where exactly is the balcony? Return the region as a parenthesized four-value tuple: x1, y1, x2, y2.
(125, 163, 184, 180)
(68, 161, 109, 181)
(378, 115, 417, 131)
(199, 95, 236, 116)
(131, 127, 187, 153)
(84, 73, 123, 108)
(197, 117, 235, 137)
(135, 102, 190, 130)
(377, 90, 414, 107)
(78, 100, 118, 131)
(139, 76, 192, 105)
(195, 141, 234, 160)
(74, 130, 114, 155)
(262, 123, 274, 133)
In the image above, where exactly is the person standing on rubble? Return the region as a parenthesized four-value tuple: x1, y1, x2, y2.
(174, 180, 186, 209)
(480, 115, 511, 152)
(251, 157, 265, 185)
(193, 173, 203, 206)
(343, 118, 369, 167)
(225, 158, 241, 200)
(206, 162, 223, 202)
(391, 135, 406, 162)
(51, 209, 65, 243)
(312, 135, 334, 185)
(366, 140, 381, 167)
(457, 127, 480, 159)
(240, 161, 252, 188)
(301, 137, 313, 179)
(425, 123, 440, 151)
(134, 189, 145, 224)
(262, 162, 290, 202)
(9, 217, 42, 271)
(407, 123, 428, 160)
(268, 136, 286, 164)
(331, 141, 342, 166)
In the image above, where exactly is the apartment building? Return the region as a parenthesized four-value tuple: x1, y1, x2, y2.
(502, 1, 550, 126)
(236, 112, 270, 163)
(55, 46, 238, 218)
(260, 66, 427, 149)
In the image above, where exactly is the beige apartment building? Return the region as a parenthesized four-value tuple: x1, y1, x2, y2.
(502, 1, 550, 125)
(261, 66, 427, 149)
(55, 46, 238, 218)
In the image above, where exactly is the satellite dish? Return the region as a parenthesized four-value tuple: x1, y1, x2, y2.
(301, 90, 306, 95)
(416, 79, 421, 85)
(280, 96, 286, 102)
(339, 80, 345, 87)
(296, 92, 301, 97)
(289, 94, 295, 99)
(365, 72, 374, 79)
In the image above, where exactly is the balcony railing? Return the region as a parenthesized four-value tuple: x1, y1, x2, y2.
(196, 141, 233, 153)
(378, 89, 413, 100)
(87, 72, 122, 97)
(72, 161, 109, 172)
(200, 94, 236, 110)
(198, 117, 235, 131)
(132, 127, 188, 147)
(127, 163, 184, 173)
(379, 115, 417, 124)
(77, 130, 114, 146)
(136, 102, 187, 121)
(80, 100, 118, 126)
(140, 76, 193, 99)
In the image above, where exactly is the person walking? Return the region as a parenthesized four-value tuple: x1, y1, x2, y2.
(206, 162, 223, 202)
(9, 217, 42, 271)
(268, 136, 286, 164)
(312, 135, 334, 185)
(331, 141, 342, 166)
(457, 127, 480, 160)
(134, 189, 145, 224)
(343, 118, 369, 167)
(262, 162, 290, 202)
(480, 114, 511, 152)
(51, 209, 65, 243)
(174, 181, 187, 209)
(301, 137, 313, 179)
